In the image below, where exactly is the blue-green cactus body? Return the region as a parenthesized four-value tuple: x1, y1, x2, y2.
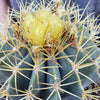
(0, 0, 100, 100)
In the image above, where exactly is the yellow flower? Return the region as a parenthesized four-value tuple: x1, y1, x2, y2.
(22, 7, 65, 46)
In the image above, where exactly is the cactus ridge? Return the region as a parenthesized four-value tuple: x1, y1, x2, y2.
(0, 0, 100, 100)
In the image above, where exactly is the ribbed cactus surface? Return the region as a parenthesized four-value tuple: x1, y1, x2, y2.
(0, 0, 100, 100)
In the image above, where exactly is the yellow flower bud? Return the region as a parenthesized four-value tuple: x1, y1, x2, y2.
(22, 8, 65, 46)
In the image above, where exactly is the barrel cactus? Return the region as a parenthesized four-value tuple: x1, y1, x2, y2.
(0, 0, 100, 100)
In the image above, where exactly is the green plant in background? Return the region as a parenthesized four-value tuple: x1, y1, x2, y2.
(0, 0, 100, 100)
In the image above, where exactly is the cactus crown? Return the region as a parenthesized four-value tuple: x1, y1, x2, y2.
(22, 7, 65, 46)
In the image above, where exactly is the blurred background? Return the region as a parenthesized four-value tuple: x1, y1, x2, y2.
(9, 0, 100, 24)
(0, 0, 100, 25)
